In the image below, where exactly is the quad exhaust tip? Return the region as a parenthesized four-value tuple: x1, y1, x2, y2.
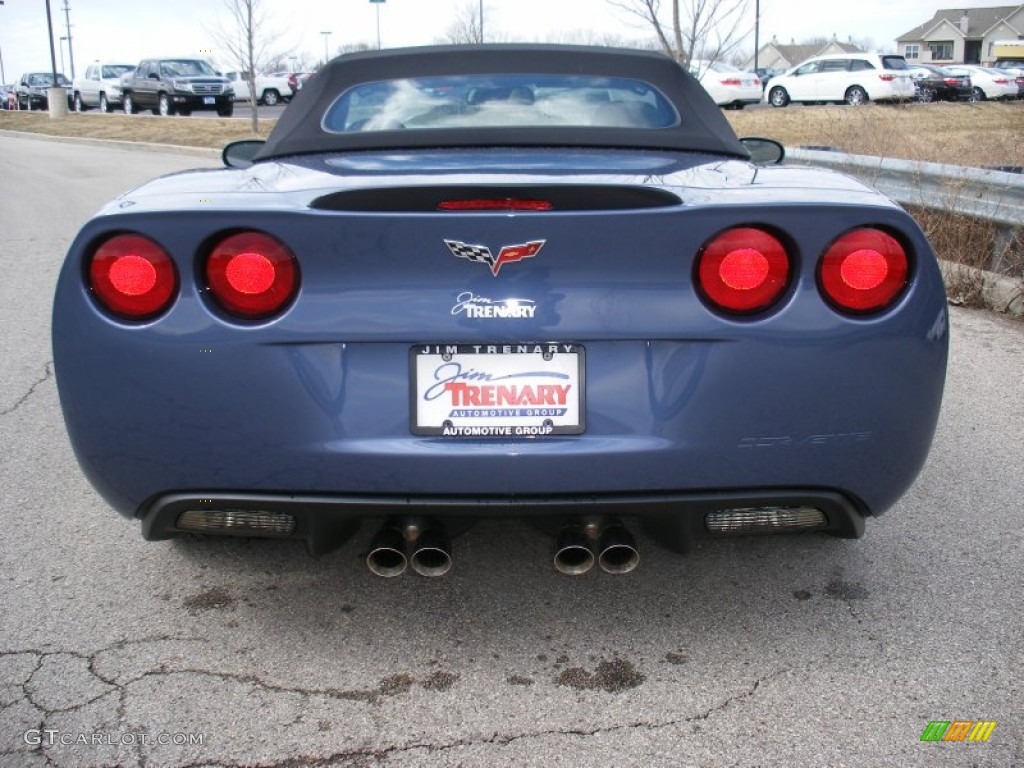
(554, 519, 640, 576)
(366, 519, 451, 578)
(368, 517, 638, 578)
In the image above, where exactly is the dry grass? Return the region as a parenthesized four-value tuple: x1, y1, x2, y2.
(1, 101, 1021, 166)
(0, 110, 271, 148)
(727, 101, 1024, 169)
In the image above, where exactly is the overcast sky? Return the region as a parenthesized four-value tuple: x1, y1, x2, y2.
(0, 0, 962, 82)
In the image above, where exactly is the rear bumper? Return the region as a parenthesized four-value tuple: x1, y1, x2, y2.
(140, 488, 866, 555)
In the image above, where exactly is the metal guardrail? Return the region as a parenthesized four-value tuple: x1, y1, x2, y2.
(786, 148, 1024, 228)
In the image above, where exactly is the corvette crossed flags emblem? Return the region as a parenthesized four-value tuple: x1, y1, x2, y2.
(444, 239, 546, 276)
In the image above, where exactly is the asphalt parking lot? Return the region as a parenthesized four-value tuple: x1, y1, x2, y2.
(0, 134, 1021, 767)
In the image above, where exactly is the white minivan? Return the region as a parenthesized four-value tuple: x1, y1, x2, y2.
(765, 53, 915, 107)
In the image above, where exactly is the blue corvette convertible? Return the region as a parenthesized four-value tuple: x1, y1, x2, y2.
(52, 45, 948, 576)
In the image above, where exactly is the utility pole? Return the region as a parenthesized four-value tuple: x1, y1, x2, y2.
(0, 1, 5, 83)
(479, 0, 483, 42)
(61, 1, 75, 79)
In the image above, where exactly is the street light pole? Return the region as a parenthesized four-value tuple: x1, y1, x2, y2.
(479, 0, 483, 42)
(59, 36, 66, 74)
(61, 1, 75, 79)
(369, 0, 385, 50)
(44, 0, 67, 117)
(754, 0, 760, 72)
(320, 30, 331, 66)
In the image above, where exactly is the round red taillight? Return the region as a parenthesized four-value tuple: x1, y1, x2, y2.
(205, 232, 298, 319)
(819, 228, 909, 313)
(89, 234, 177, 319)
(696, 227, 791, 314)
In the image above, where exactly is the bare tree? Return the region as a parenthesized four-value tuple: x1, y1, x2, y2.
(443, 1, 484, 44)
(338, 42, 375, 55)
(209, 0, 291, 132)
(608, 0, 751, 68)
(549, 29, 658, 49)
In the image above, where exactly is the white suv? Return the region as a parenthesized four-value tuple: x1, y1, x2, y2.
(765, 53, 915, 107)
(73, 62, 135, 112)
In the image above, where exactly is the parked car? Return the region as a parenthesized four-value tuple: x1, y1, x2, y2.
(53, 45, 948, 574)
(765, 53, 915, 107)
(0, 84, 16, 110)
(688, 60, 761, 109)
(287, 71, 314, 95)
(943, 65, 1017, 101)
(989, 59, 1024, 99)
(72, 62, 135, 112)
(908, 64, 973, 102)
(16, 71, 73, 110)
(754, 67, 783, 90)
(121, 57, 233, 116)
(223, 70, 291, 106)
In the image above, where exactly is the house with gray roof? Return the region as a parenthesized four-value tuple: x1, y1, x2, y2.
(896, 5, 1024, 64)
(744, 36, 863, 73)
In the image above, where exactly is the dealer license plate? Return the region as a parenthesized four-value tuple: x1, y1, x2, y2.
(204, 97, 215, 105)
(412, 343, 584, 437)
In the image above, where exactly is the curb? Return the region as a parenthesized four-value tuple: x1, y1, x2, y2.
(939, 260, 1023, 318)
(0, 128, 220, 159)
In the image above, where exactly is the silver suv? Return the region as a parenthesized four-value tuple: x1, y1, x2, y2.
(73, 62, 135, 112)
(765, 53, 915, 107)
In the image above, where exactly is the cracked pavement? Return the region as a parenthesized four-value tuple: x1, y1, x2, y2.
(1, 135, 1022, 767)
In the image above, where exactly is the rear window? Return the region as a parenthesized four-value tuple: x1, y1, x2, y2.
(882, 56, 910, 71)
(322, 74, 679, 133)
(101, 65, 133, 79)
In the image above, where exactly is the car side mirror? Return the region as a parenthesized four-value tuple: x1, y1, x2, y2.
(740, 137, 785, 165)
(222, 139, 266, 169)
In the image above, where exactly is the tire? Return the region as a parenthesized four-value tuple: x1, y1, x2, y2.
(768, 86, 790, 108)
(178, 108, 192, 116)
(217, 102, 234, 117)
(157, 93, 173, 116)
(73, 93, 84, 112)
(845, 86, 868, 106)
(260, 88, 280, 106)
(123, 93, 137, 114)
(972, 86, 986, 101)
(99, 93, 110, 113)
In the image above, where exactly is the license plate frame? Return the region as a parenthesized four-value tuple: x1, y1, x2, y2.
(411, 343, 585, 437)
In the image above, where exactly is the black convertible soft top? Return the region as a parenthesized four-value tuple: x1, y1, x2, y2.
(256, 44, 750, 161)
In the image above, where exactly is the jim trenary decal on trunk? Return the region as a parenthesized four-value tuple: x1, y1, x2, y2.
(412, 344, 584, 436)
(444, 239, 545, 276)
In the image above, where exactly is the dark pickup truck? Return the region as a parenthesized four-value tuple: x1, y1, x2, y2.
(121, 58, 234, 116)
